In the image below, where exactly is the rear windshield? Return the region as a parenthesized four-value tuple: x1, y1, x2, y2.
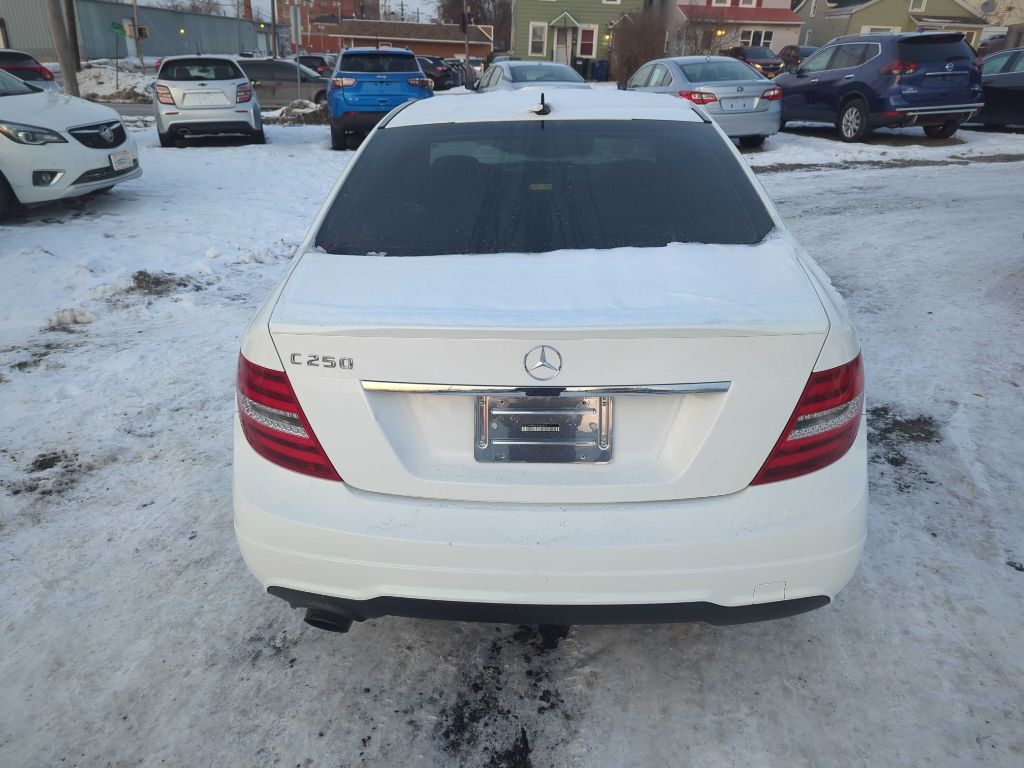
(159, 59, 243, 81)
(509, 64, 584, 83)
(7, 67, 47, 81)
(340, 53, 419, 73)
(315, 120, 773, 256)
(898, 36, 975, 63)
(0, 52, 38, 65)
(681, 60, 765, 82)
(743, 47, 776, 60)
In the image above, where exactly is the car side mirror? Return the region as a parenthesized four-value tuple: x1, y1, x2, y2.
(468, 79, 478, 91)
(251, 80, 261, 87)
(618, 80, 627, 90)
(794, 68, 806, 78)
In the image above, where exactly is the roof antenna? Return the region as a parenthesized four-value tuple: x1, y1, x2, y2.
(532, 92, 551, 116)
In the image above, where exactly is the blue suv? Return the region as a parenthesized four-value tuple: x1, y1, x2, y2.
(327, 47, 433, 150)
(774, 32, 983, 141)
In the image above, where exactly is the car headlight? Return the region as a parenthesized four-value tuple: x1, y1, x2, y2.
(0, 121, 68, 145)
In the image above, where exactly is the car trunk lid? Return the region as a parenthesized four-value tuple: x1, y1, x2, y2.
(266, 236, 831, 504)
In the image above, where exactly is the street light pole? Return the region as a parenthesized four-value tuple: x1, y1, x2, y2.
(463, 0, 471, 84)
(133, 0, 144, 74)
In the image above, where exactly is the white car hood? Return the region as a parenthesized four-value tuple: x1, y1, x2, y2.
(5, 90, 121, 130)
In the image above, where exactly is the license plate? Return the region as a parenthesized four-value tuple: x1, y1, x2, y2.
(474, 395, 612, 463)
(185, 91, 225, 105)
(721, 97, 755, 111)
(109, 150, 132, 171)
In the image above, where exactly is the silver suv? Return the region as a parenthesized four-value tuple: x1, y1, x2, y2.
(153, 56, 263, 147)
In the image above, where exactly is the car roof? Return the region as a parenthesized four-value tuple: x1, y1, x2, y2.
(831, 30, 965, 44)
(664, 55, 745, 65)
(160, 55, 238, 63)
(387, 89, 706, 128)
(341, 47, 414, 55)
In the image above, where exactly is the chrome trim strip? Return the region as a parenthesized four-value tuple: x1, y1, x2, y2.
(362, 381, 730, 396)
(895, 103, 983, 112)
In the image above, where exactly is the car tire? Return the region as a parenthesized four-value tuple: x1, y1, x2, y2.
(314, 92, 327, 106)
(923, 121, 959, 139)
(344, 133, 362, 151)
(252, 128, 266, 144)
(0, 173, 19, 222)
(330, 125, 345, 151)
(739, 135, 767, 148)
(158, 131, 175, 148)
(837, 99, 871, 142)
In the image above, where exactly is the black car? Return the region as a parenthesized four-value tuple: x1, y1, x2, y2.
(977, 47, 1024, 127)
(296, 54, 335, 77)
(778, 45, 818, 72)
(416, 56, 454, 90)
(723, 46, 785, 78)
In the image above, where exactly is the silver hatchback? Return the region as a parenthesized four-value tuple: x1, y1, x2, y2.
(153, 56, 263, 147)
(623, 56, 781, 147)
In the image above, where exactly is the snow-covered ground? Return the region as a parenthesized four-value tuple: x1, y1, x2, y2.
(1, 125, 1022, 767)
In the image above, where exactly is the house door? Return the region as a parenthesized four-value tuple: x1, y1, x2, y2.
(553, 28, 570, 64)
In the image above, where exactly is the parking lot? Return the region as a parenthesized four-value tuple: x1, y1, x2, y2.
(1, 121, 1022, 767)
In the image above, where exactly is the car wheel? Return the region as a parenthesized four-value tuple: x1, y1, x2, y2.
(314, 92, 327, 106)
(330, 125, 345, 151)
(344, 133, 362, 151)
(923, 121, 959, 139)
(0, 173, 19, 221)
(837, 99, 870, 142)
(158, 131, 175, 148)
(252, 128, 266, 145)
(739, 135, 767, 148)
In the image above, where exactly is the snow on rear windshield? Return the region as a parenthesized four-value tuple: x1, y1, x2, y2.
(314, 120, 774, 256)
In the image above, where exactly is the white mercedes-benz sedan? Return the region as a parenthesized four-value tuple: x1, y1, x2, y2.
(234, 89, 866, 633)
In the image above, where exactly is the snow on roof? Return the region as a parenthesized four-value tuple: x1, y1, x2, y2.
(386, 89, 706, 128)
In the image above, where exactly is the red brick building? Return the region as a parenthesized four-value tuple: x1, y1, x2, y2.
(275, 1, 383, 53)
(305, 19, 496, 59)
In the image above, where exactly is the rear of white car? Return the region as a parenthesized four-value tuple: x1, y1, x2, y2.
(153, 56, 262, 147)
(0, 69, 140, 215)
(234, 91, 866, 632)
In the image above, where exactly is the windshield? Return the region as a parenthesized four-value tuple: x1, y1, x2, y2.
(509, 64, 584, 83)
(0, 69, 36, 96)
(744, 48, 776, 60)
(315, 120, 773, 256)
(158, 58, 244, 80)
(339, 53, 419, 73)
(898, 35, 975, 63)
(681, 60, 765, 82)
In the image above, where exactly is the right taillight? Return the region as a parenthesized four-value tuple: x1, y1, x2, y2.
(880, 60, 919, 76)
(236, 354, 341, 482)
(408, 77, 433, 89)
(679, 90, 717, 105)
(155, 84, 175, 105)
(236, 83, 252, 103)
(761, 87, 783, 101)
(751, 354, 864, 486)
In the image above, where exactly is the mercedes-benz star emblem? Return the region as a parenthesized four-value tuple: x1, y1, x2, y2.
(524, 345, 562, 381)
(99, 126, 115, 143)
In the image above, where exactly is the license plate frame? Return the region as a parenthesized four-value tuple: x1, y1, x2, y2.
(721, 97, 755, 111)
(474, 395, 613, 464)
(109, 150, 132, 172)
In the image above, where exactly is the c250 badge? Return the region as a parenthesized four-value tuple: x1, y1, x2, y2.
(289, 353, 353, 369)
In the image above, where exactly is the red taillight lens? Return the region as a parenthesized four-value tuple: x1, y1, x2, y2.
(880, 60, 918, 76)
(236, 83, 252, 103)
(155, 84, 175, 105)
(751, 354, 864, 486)
(236, 354, 341, 482)
(28, 64, 55, 81)
(679, 90, 717, 104)
(408, 77, 433, 89)
(761, 87, 782, 101)
(332, 77, 356, 88)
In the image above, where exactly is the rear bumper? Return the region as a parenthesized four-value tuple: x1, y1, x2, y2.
(875, 102, 984, 126)
(154, 103, 260, 134)
(709, 106, 781, 138)
(234, 419, 867, 617)
(330, 111, 388, 134)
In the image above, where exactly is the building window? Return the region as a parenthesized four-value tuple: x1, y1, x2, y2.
(909, 0, 926, 10)
(578, 25, 598, 58)
(739, 0, 756, 6)
(712, 0, 729, 6)
(529, 22, 548, 57)
(602, 0, 621, 4)
(810, 0, 818, 16)
(861, 25, 900, 33)
(740, 29, 774, 48)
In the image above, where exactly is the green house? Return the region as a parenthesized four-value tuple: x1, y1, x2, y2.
(792, 0, 989, 48)
(511, 0, 645, 66)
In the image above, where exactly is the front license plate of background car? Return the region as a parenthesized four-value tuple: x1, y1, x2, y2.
(109, 151, 132, 171)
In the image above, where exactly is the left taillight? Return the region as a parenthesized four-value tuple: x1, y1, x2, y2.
(155, 84, 175, 105)
(679, 90, 716, 105)
(236, 83, 252, 103)
(761, 87, 782, 101)
(236, 354, 342, 482)
(408, 77, 433, 89)
(751, 354, 864, 486)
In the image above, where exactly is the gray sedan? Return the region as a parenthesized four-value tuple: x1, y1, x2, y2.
(473, 61, 588, 93)
(622, 56, 781, 147)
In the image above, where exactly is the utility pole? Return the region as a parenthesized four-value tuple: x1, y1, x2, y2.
(271, 1, 278, 58)
(462, 0, 471, 84)
(44, 0, 79, 96)
(236, 0, 242, 54)
(63, 0, 81, 71)
(399, 0, 405, 22)
(133, 0, 145, 74)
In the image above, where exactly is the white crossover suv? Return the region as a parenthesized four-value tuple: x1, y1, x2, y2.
(234, 89, 867, 633)
(0, 69, 141, 219)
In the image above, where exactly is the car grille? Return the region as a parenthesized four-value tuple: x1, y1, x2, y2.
(68, 121, 126, 149)
(71, 160, 138, 185)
